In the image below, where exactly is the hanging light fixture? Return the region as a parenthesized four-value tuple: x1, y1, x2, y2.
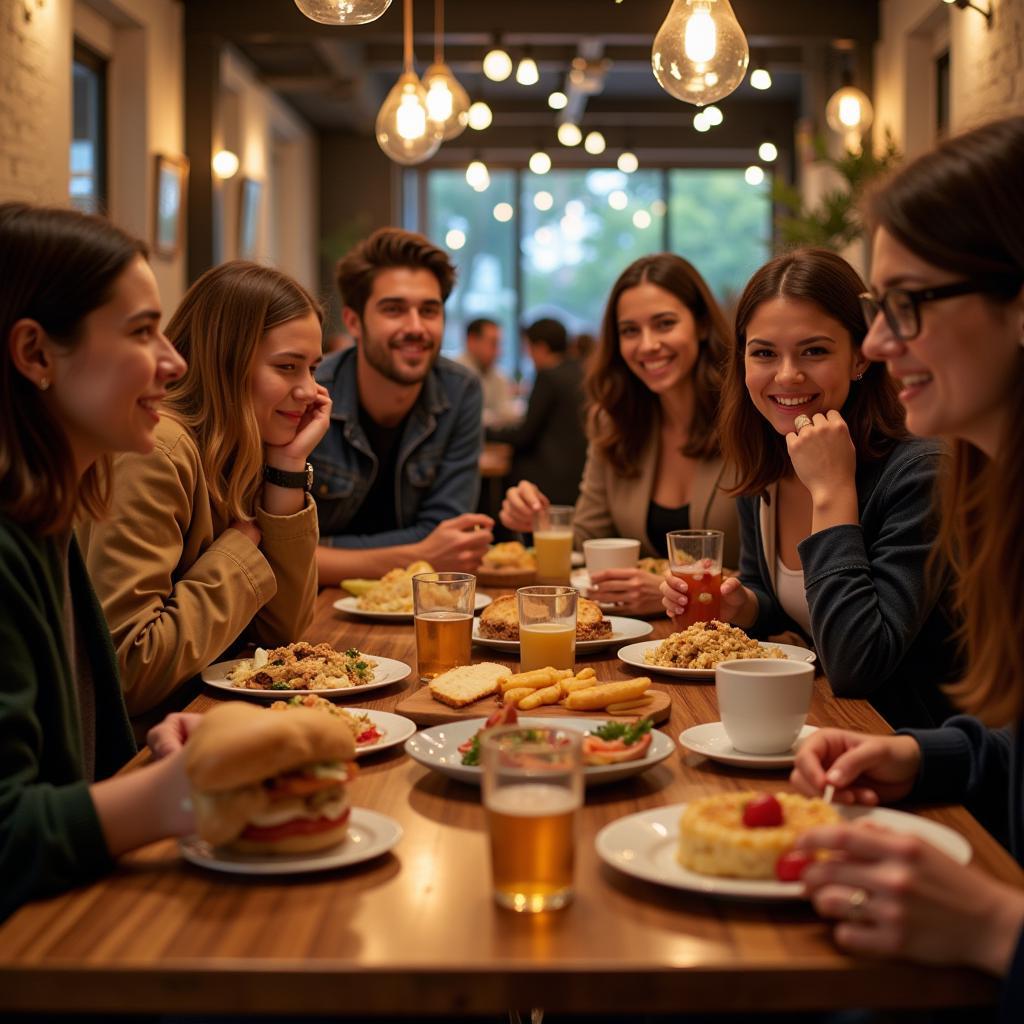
(516, 52, 540, 86)
(557, 123, 582, 147)
(294, 0, 391, 25)
(466, 159, 491, 192)
(212, 149, 240, 179)
(483, 39, 513, 82)
(548, 90, 568, 110)
(749, 66, 772, 90)
(826, 52, 874, 154)
(529, 150, 552, 175)
(651, 0, 749, 107)
(584, 131, 606, 155)
(617, 151, 639, 173)
(422, 0, 469, 141)
(758, 140, 778, 162)
(466, 101, 493, 131)
(375, 0, 442, 165)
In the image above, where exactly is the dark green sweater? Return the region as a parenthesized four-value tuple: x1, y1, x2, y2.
(0, 514, 135, 920)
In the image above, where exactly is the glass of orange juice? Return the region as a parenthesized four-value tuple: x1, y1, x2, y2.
(666, 529, 724, 630)
(533, 505, 575, 584)
(517, 585, 577, 672)
(412, 571, 475, 680)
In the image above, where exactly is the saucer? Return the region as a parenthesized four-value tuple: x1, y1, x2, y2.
(677, 722, 818, 769)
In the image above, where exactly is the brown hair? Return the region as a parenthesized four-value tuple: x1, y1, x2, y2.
(0, 202, 147, 536)
(164, 261, 323, 522)
(866, 116, 1024, 724)
(720, 247, 908, 496)
(335, 227, 456, 317)
(586, 253, 731, 476)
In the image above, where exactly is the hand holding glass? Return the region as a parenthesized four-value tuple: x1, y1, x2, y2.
(666, 529, 724, 629)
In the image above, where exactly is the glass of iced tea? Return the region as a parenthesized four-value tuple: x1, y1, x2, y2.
(517, 585, 577, 672)
(533, 505, 575, 584)
(412, 571, 475, 680)
(481, 725, 583, 912)
(666, 529, 724, 630)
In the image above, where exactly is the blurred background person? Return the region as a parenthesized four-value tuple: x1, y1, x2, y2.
(454, 317, 520, 428)
(487, 317, 587, 509)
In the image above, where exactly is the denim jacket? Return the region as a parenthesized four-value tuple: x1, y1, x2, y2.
(310, 348, 483, 548)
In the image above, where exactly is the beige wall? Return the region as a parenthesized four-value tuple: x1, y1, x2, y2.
(875, 0, 1024, 158)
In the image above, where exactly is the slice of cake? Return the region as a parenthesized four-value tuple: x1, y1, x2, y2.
(677, 791, 838, 879)
(428, 662, 507, 708)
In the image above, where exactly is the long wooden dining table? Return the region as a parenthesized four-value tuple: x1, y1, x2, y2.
(0, 584, 1020, 1018)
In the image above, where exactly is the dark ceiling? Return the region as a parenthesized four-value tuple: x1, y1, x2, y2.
(185, 0, 880, 161)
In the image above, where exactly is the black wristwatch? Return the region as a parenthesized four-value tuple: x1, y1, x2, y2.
(263, 462, 313, 492)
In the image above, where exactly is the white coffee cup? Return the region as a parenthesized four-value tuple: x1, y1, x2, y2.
(583, 538, 640, 572)
(715, 658, 814, 755)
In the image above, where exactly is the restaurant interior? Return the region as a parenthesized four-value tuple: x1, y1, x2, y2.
(2, 0, 1024, 1021)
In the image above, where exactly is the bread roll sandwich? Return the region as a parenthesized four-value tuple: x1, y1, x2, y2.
(185, 702, 356, 855)
(477, 594, 612, 642)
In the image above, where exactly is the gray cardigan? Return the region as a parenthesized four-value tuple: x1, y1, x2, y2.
(738, 437, 960, 730)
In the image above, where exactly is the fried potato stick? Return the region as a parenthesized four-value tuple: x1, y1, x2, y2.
(563, 677, 651, 711)
(517, 681, 565, 710)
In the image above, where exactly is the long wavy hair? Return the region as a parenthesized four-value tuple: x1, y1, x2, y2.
(866, 116, 1024, 725)
(719, 248, 908, 496)
(0, 203, 147, 536)
(585, 253, 731, 476)
(164, 261, 323, 522)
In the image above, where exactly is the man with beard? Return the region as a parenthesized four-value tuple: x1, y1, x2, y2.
(311, 228, 493, 585)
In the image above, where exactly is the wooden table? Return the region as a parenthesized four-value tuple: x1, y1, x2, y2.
(0, 587, 1019, 1017)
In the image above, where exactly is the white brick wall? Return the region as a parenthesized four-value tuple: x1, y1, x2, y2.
(952, 0, 1024, 129)
(0, 0, 72, 203)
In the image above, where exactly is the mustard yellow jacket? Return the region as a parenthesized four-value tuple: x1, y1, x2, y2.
(78, 417, 318, 716)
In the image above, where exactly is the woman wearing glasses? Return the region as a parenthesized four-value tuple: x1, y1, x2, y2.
(790, 117, 1024, 1021)
(662, 247, 959, 729)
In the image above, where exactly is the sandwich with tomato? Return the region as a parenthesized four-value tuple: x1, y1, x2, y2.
(185, 701, 357, 855)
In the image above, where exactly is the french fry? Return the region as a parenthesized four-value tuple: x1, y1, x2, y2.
(500, 667, 571, 690)
(562, 675, 599, 694)
(605, 696, 654, 714)
(501, 687, 535, 708)
(518, 681, 565, 710)
(563, 677, 651, 711)
(573, 667, 596, 681)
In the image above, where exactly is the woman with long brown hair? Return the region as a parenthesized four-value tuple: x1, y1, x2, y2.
(662, 247, 959, 729)
(80, 261, 330, 719)
(0, 202, 196, 918)
(790, 116, 1024, 1020)
(500, 253, 738, 616)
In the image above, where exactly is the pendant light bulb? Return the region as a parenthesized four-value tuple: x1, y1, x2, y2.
(557, 123, 582, 147)
(293, 0, 392, 25)
(516, 56, 540, 86)
(617, 151, 639, 173)
(826, 85, 874, 134)
(423, 63, 470, 141)
(584, 131, 606, 155)
(651, 0, 749, 107)
(376, 71, 442, 165)
(467, 101, 493, 131)
(529, 151, 552, 175)
(483, 46, 513, 82)
(466, 159, 491, 192)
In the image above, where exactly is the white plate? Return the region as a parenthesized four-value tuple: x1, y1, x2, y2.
(596, 803, 971, 900)
(347, 708, 417, 758)
(678, 722, 819, 769)
(617, 640, 816, 680)
(201, 655, 411, 699)
(472, 615, 653, 654)
(332, 592, 492, 622)
(404, 715, 675, 786)
(179, 808, 402, 876)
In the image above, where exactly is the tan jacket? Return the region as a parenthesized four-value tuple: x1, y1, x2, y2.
(78, 417, 318, 716)
(572, 432, 740, 568)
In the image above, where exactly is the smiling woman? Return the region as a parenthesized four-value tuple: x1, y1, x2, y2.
(78, 261, 330, 722)
(663, 247, 962, 730)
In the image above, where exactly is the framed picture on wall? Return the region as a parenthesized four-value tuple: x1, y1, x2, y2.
(153, 154, 189, 259)
(238, 177, 262, 259)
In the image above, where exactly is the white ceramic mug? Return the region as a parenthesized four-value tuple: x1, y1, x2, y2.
(582, 538, 640, 572)
(715, 658, 814, 755)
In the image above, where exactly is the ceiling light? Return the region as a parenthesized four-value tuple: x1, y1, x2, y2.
(548, 91, 568, 110)
(651, 0, 749, 106)
(744, 165, 765, 186)
(211, 149, 239, 179)
(423, 65, 470, 141)
(750, 67, 772, 90)
(758, 141, 778, 162)
(445, 228, 465, 250)
(608, 190, 628, 210)
(466, 159, 490, 192)
(693, 111, 710, 132)
(632, 210, 652, 229)
(483, 45, 513, 82)
(557, 123, 582, 147)
(516, 56, 540, 86)
(467, 101, 493, 131)
(617, 151, 639, 173)
(703, 105, 723, 126)
(826, 85, 874, 134)
(584, 131, 606, 155)
(529, 151, 552, 174)
(493, 202, 514, 222)
(533, 190, 554, 211)
(294, 0, 391, 25)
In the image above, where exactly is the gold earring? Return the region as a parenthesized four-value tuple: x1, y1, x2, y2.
(38, 377, 50, 391)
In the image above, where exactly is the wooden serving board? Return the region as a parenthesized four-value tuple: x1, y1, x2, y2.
(396, 683, 671, 727)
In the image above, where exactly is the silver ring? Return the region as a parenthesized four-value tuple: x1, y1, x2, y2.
(846, 887, 869, 921)
(793, 414, 812, 432)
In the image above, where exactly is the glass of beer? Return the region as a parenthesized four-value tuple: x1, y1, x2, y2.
(481, 725, 583, 913)
(533, 505, 575, 584)
(666, 529, 724, 630)
(412, 571, 475, 680)
(517, 585, 577, 672)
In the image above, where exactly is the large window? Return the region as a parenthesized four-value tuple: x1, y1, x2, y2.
(423, 166, 770, 377)
(70, 42, 107, 215)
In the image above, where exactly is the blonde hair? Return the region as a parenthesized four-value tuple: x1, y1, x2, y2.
(164, 261, 323, 522)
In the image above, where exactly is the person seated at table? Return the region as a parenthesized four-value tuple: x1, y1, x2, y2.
(0, 203, 196, 919)
(789, 116, 1024, 1022)
(661, 247, 958, 730)
(500, 254, 739, 616)
(79, 261, 327, 719)
(486, 317, 588, 509)
(453, 316, 520, 428)
(312, 227, 493, 585)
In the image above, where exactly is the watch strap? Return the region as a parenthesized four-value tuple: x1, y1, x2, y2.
(263, 462, 313, 491)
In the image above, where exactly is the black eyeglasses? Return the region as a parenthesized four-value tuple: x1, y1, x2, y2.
(858, 281, 990, 341)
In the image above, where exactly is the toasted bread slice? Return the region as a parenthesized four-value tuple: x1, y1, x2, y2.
(577, 597, 612, 640)
(478, 594, 520, 640)
(428, 662, 507, 708)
